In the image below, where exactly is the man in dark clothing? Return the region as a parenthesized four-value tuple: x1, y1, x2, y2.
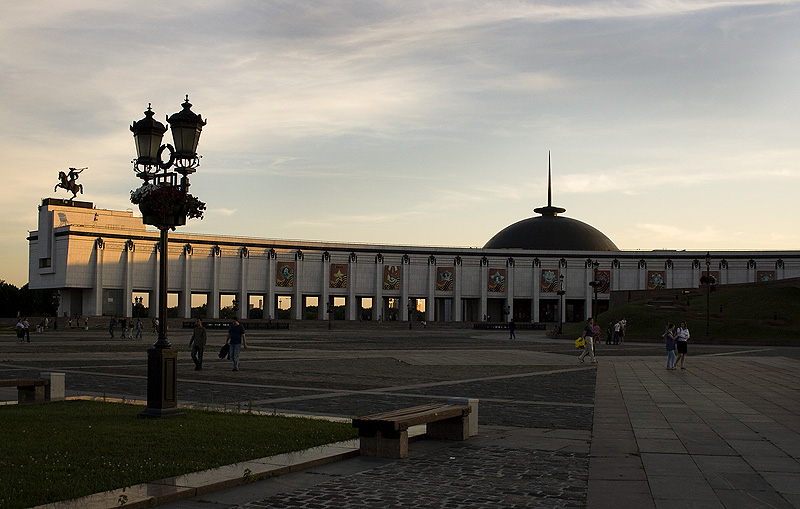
(189, 318, 208, 370)
(226, 318, 247, 371)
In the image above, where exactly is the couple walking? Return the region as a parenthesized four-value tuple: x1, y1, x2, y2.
(189, 317, 248, 371)
(663, 321, 690, 369)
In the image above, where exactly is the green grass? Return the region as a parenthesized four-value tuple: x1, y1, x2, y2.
(0, 400, 358, 508)
(566, 284, 800, 342)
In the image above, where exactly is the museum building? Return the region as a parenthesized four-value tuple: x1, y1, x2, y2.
(28, 190, 800, 324)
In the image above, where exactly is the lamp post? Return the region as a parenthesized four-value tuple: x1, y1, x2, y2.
(705, 252, 711, 337)
(131, 96, 206, 418)
(589, 261, 600, 324)
(557, 274, 565, 334)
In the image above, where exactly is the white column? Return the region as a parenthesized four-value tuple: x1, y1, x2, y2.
(211, 246, 220, 319)
(400, 255, 410, 321)
(266, 249, 276, 321)
(239, 247, 248, 320)
(348, 253, 358, 321)
(293, 252, 303, 320)
(532, 261, 540, 322)
(124, 241, 133, 317)
(453, 257, 462, 322)
(181, 245, 192, 319)
(427, 256, 436, 322)
(506, 259, 514, 321)
(94, 239, 104, 316)
(479, 258, 488, 321)
(374, 255, 384, 321)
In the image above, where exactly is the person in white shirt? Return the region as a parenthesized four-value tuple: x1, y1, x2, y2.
(675, 321, 690, 369)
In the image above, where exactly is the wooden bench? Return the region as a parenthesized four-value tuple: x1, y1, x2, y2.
(352, 402, 473, 458)
(0, 378, 51, 404)
(0, 373, 64, 404)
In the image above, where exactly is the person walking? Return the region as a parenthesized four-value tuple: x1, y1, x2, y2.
(120, 317, 128, 339)
(664, 323, 677, 369)
(613, 321, 620, 345)
(189, 318, 207, 371)
(108, 317, 116, 338)
(676, 321, 690, 369)
(226, 317, 247, 371)
(509, 318, 516, 339)
(23, 317, 31, 342)
(579, 318, 597, 363)
(135, 318, 143, 339)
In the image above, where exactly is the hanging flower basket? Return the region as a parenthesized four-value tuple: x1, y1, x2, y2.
(131, 183, 205, 229)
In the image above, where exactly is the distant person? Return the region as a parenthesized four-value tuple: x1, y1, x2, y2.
(84, 316, 89, 331)
(606, 321, 613, 345)
(663, 323, 677, 370)
(152, 317, 159, 334)
(189, 318, 207, 371)
(509, 318, 516, 339)
(120, 317, 128, 339)
(16, 318, 25, 343)
(108, 317, 116, 338)
(579, 318, 597, 363)
(592, 322, 601, 349)
(23, 317, 31, 342)
(135, 318, 143, 339)
(226, 317, 247, 371)
(619, 319, 626, 345)
(676, 321, 690, 369)
(613, 321, 620, 345)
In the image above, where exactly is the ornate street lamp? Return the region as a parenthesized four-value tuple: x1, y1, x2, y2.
(130, 96, 206, 418)
(589, 261, 600, 324)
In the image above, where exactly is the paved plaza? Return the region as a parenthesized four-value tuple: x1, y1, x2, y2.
(1, 324, 799, 508)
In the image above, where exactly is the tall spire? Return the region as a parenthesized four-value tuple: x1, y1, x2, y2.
(534, 151, 566, 217)
(547, 151, 552, 207)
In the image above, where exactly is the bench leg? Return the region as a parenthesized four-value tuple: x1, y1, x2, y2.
(359, 430, 409, 459)
(18, 385, 46, 404)
(427, 415, 470, 441)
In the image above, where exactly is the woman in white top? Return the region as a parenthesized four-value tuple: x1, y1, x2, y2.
(675, 321, 690, 369)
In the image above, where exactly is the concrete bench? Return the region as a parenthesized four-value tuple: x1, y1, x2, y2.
(0, 372, 65, 404)
(352, 400, 477, 458)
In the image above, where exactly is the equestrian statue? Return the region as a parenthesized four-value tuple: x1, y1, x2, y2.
(54, 167, 86, 201)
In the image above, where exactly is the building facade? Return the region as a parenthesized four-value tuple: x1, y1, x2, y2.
(29, 199, 800, 323)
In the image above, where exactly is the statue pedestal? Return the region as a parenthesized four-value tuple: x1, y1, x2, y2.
(138, 348, 183, 418)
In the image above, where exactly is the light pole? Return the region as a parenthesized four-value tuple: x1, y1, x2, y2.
(589, 261, 600, 324)
(557, 274, 565, 334)
(130, 96, 206, 418)
(705, 252, 711, 337)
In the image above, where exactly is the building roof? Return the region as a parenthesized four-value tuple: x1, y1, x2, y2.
(482, 155, 620, 252)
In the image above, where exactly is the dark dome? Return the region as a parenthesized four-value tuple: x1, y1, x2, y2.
(483, 214, 619, 251)
(483, 153, 619, 251)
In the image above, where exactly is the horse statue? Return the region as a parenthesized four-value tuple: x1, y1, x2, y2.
(54, 167, 86, 201)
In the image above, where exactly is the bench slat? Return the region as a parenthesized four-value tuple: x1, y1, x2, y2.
(353, 403, 469, 431)
(0, 378, 49, 388)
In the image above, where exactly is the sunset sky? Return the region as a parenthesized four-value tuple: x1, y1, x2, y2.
(2, 1, 799, 287)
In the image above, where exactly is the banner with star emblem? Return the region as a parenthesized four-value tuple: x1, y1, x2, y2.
(488, 268, 506, 292)
(647, 270, 665, 290)
(276, 262, 295, 287)
(330, 264, 348, 288)
(383, 265, 400, 290)
(541, 269, 558, 292)
(436, 267, 454, 291)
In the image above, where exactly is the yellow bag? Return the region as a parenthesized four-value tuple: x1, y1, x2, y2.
(575, 337, 585, 349)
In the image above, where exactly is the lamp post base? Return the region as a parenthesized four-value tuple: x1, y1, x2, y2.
(138, 347, 183, 419)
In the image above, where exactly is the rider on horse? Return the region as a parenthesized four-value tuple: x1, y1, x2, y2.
(55, 167, 86, 200)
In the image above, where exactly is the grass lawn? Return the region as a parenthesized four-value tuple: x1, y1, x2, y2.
(0, 399, 358, 509)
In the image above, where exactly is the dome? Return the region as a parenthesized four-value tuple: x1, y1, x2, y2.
(483, 154, 619, 252)
(483, 214, 619, 251)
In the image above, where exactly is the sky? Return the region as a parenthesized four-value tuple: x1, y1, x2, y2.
(2, 1, 799, 288)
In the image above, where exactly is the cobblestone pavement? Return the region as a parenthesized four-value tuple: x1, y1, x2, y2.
(3, 326, 797, 508)
(244, 445, 588, 509)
